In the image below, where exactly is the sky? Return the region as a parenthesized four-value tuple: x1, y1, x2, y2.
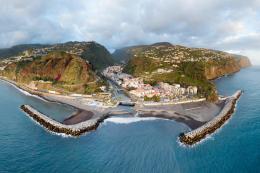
(0, 0, 259, 64)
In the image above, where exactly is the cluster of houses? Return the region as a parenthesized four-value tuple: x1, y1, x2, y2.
(0, 55, 34, 71)
(23, 43, 88, 57)
(133, 45, 233, 69)
(0, 42, 94, 71)
(103, 66, 198, 101)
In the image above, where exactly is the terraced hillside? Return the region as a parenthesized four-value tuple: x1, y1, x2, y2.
(0, 41, 115, 71)
(0, 52, 104, 94)
(113, 42, 251, 101)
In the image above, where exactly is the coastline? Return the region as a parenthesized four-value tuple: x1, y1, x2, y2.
(136, 99, 226, 129)
(179, 90, 242, 145)
(0, 77, 114, 119)
(0, 76, 243, 140)
(20, 105, 111, 136)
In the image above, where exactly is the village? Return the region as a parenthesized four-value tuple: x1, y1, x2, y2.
(0, 41, 93, 71)
(103, 65, 198, 102)
(129, 44, 235, 71)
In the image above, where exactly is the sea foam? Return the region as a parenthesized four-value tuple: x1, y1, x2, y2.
(104, 117, 164, 124)
(178, 103, 239, 148)
(1, 79, 48, 102)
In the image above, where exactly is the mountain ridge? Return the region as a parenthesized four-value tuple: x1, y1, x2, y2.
(114, 42, 251, 101)
(112, 42, 251, 79)
(0, 41, 115, 71)
(0, 52, 103, 94)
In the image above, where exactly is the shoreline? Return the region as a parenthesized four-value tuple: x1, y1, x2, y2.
(0, 77, 113, 119)
(179, 90, 242, 145)
(62, 109, 94, 125)
(0, 77, 243, 140)
(136, 99, 226, 129)
(20, 105, 112, 136)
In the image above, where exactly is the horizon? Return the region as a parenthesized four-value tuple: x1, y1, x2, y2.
(0, 0, 259, 64)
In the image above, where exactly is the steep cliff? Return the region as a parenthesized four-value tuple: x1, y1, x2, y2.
(205, 56, 251, 80)
(0, 52, 103, 93)
(115, 42, 251, 101)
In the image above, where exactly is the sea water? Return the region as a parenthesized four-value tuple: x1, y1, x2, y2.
(0, 67, 259, 173)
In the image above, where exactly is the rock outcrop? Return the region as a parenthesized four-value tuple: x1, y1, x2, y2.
(0, 52, 103, 93)
(205, 56, 251, 80)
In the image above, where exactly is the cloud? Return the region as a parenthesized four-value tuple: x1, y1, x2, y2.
(0, 0, 259, 64)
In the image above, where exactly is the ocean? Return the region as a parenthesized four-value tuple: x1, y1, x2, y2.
(0, 67, 259, 173)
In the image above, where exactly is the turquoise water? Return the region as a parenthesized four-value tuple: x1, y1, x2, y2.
(0, 67, 259, 173)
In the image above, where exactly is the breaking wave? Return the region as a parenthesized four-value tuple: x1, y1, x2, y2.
(104, 117, 165, 124)
(1, 79, 48, 102)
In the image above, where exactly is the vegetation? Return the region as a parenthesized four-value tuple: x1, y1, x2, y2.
(0, 42, 115, 72)
(144, 95, 161, 102)
(143, 79, 157, 86)
(123, 55, 159, 76)
(120, 43, 223, 102)
(0, 44, 49, 59)
(84, 84, 102, 94)
(81, 42, 115, 71)
(1, 52, 104, 94)
(33, 76, 55, 82)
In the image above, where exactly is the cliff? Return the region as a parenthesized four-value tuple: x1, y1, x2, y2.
(114, 43, 251, 78)
(205, 56, 251, 80)
(0, 52, 103, 93)
(78, 42, 114, 70)
(114, 42, 251, 101)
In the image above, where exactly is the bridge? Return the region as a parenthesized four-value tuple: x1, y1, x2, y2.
(118, 101, 136, 107)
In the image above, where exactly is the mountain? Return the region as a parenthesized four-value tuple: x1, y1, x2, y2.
(0, 41, 115, 71)
(80, 42, 115, 70)
(0, 52, 103, 94)
(112, 45, 146, 64)
(114, 42, 251, 101)
(0, 44, 49, 59)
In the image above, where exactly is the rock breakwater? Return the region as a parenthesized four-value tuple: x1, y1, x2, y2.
(179, 90, 242, 145)
(20, 105, 110, 136)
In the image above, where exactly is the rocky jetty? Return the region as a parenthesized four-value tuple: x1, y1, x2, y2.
(179, 90, 242, 145)
(20, 105, 110, 136)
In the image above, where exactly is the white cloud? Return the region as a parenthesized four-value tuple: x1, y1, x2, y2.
(0, 0, 259, 64)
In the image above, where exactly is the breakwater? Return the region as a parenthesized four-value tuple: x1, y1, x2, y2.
(20, 105, 110, 136)
(179, 90, 242, 145)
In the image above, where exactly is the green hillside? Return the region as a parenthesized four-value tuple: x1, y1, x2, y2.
(81, 42, 115, 70)
(119, 42, 251, 101)
(0, 41, 115, 71)
(0, 52, 103, 94)
(0, 44, 49, 59)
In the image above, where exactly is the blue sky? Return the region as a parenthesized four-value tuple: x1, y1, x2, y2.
(0, 0, 259, 64)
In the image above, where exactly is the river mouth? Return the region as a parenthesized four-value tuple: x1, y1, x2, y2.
(0, 76, 242, 140)
(1, 67, 258, 173)
(62, 110, 94, 125)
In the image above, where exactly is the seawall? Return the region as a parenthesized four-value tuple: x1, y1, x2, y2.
(141, 98, 206, 106)
(179, 90, 242, 145)
(20, 105, 110, 136)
